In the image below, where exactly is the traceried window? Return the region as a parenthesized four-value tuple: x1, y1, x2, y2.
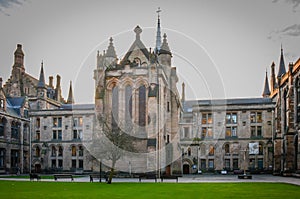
(202, 113, 212, 124)
(138, 85, 146, 127)
(125, 85, 133, 130)
(111, 86, 119, 129)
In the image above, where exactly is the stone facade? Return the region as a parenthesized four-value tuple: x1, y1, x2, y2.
(269, 48, 300, 175)
(180, 97, 275, 174)
(0, 78, 30, 174)
(93, 23, 182, 175)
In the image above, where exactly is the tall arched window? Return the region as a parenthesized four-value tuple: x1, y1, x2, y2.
(111, 86, 119, 129)
(0, 117, 7, 137)
(225, 144, 230, 154)
(138, 85, 146, 127)
(71, 146, 76, 156)
(209, 145, 215, 156)
(51, 146, 56, 157)
(11, 121, 19, 139)
(58, 146, 63, 157)
(36, 146, 41, 157)
(125, 85, 133, 130)
(296, 78, 300, 123)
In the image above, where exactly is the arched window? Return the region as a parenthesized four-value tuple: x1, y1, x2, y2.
(58, 146, 63, 157)
(36, 146, 41, 157)
(296, 78, 300, 122)
(11, 121, 19, 139)
(71, 146, 76, 156)
(0, 117, 7, 137)
(111, 86, 119, 129)
(125, 85, 133, 130)
(188, 147, 191, 156)
(225, 144, 230, 154)
(209, 145, 214, 156)
(138, 85, 146, 127)
(51, 146, 56, 157)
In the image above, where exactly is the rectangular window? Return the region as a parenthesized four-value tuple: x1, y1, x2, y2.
(225, 159, 230, 169)
(251, 126, 262, 138)
(73, 117, 83, 127)
(183, 127, 189, 138)
(202, 113, 212, 124)
(51, 159, 56, 168)
(58, 130, 62, 140)
(79, 160, 83, 169)
(53, 117, 62, 128)
(36, 118, 40, 128)
(233, 159, 239, 169)
(0, 149, 5, 168)
(200, 159, 206, 169)
(250, 112, 262, 123)
(52, 131, 57, 139)
(58, 160, 63, 168)
(208, 159, 214, 169)
(73, 130, 82, 140)
(226, 127, 237, 138)
(226, 113, 237, 124)
(202, 127, 207, 139)
(257, 126, 262, 137)
(71, 160, 76, 168)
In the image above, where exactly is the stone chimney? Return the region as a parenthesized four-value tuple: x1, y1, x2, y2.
(49, 76, 53, 88)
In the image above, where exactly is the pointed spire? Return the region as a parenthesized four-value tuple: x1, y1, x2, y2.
(105, 37, 117, 58)
(37, 61, 46, 88)
(262, 70, 271, 98)
(67, 81, 75, 104)
(270, 62, 277, 92)
(159, 33, 172, 55)
(155, 7, 162, 54)
(277, 45, 286, 77)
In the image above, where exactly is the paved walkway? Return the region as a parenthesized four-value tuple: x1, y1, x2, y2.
(0, 174, 299, 186)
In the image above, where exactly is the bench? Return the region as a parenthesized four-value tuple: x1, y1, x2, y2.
(89, 174, 107, 182)
(160, 175, 180, 182)
(29, 173, 41, 181)
(139, 174, 157, 182)
(54, 174, 74, 181)
(238, 174, 252, 179)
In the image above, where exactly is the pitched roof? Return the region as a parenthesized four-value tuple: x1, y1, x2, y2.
(262, 71, 271, 97)
(6, 97, 26, 117)
(121, 26, 149, 62)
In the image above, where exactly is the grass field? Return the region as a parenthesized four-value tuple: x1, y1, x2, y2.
(0, 181, 299, 199)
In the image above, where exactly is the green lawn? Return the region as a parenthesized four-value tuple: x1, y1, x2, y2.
(0, 181, 299, 199)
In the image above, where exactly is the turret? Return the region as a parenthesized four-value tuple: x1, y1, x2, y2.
(277, 45, 286, 78)
(66, 81, 75, 104)
(13, 44, 25, 69)
(104, 37, 117, 67)
(37, 62, 47, 109)
(262, 70, 271, 98)
(158, 33, 172, 67)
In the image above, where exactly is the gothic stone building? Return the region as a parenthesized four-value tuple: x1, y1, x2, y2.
(93, 23, 182, 175)
(268, 47, 300, 176)
(0, 78, 30, 174)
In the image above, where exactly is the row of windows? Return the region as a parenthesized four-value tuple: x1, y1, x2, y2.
(0, 118, 29, 140)
(35, 129, 84, 141)
(201, 112, 263, 125)
(35, 146, 84, 157)
(50, 159, 83, 169)
(35, 117, 84, 129)
(183, 126, 263, 139)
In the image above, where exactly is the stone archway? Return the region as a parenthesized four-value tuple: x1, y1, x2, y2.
(182, 159, 193, 174)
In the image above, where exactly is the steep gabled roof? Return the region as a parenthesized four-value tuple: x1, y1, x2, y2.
(121, 26, 149, 63)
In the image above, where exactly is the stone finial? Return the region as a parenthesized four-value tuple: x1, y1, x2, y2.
(134, 25, 142, 40)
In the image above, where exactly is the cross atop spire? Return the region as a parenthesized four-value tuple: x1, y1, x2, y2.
(155, 7, 162, 54)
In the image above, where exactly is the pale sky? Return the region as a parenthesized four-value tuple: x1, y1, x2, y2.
(0, 0, 299, 103)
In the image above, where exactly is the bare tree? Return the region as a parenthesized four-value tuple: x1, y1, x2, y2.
(89, 117, 135, 184)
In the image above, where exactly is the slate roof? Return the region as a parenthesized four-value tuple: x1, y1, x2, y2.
(183, 98, 274, 112)
(60, 104, 94, 110)
(6, 97, 26, 117)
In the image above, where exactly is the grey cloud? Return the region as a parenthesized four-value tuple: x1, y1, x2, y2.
(268, 24, 300, 40)
(272, 0, 300, 11)
(0, 0, 25, 16)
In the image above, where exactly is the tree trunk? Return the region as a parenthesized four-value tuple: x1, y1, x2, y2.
(107, 161, 116, 184)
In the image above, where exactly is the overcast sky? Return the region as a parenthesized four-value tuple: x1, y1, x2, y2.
(0, 0, 299, 103)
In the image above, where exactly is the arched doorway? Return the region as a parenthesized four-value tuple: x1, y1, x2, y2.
(34, 164, 41, 173)
(183, 164, 190, 174)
